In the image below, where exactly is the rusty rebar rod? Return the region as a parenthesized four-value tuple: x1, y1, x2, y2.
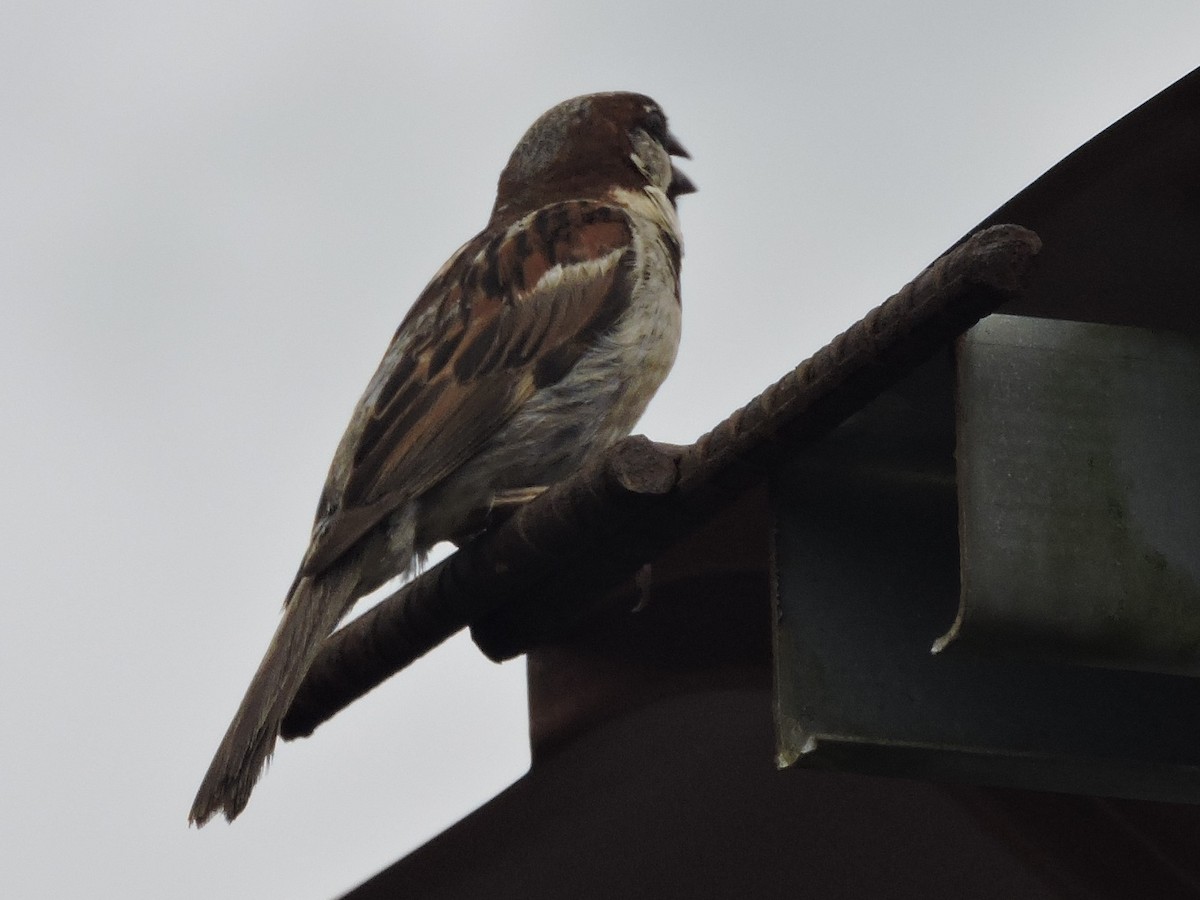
(281, 223, 1041, 740)
(677, 222, 1042, 503)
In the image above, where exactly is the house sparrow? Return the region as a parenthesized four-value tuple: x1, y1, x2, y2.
(189, 92, 694, 825)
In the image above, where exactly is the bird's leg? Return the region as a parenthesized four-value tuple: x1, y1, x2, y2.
(450, 486, 552, 546)
(490, 485, 550, 507)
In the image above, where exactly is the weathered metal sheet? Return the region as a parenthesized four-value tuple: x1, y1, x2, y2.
(772, 349, 1200, 802)
(942, 314, 1200, 675)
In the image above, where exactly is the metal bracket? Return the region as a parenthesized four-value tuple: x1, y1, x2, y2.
(772, 341, 1200, 802)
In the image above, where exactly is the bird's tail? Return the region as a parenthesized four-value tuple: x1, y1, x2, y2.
(189, 565, 359, 826)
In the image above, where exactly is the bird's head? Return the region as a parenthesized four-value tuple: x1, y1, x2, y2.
(492, 92, 695, 222)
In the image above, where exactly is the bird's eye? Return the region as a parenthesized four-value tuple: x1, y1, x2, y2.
(642, 109, 668, 142)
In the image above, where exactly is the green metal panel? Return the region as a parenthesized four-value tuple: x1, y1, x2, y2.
(945, 314, 1200, 674)
(772, 348, 1200, 802)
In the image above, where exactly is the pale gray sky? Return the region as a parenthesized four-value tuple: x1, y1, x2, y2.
(2, 3, 1197, 897)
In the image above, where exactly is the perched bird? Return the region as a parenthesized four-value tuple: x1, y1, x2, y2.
(189, 92, 694, 825)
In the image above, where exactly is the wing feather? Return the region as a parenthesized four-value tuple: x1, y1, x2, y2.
(298, 200, 637, 576)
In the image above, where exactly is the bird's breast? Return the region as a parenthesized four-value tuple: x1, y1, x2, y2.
(578, 222, 682, 444)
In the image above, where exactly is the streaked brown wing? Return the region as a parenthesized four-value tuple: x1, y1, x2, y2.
(298, 201, 637, 576)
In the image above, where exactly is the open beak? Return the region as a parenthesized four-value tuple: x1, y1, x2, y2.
(663, 130, 691, 159)
(664, 129, 696, 202)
